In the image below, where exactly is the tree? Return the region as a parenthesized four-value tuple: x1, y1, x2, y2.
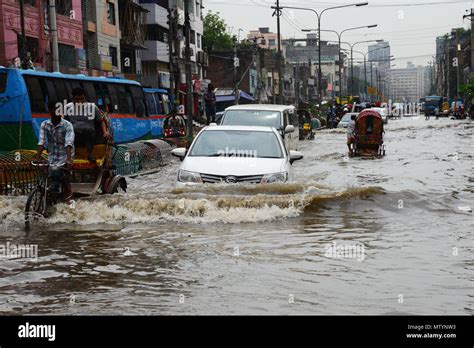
(203, 11, 233, 51)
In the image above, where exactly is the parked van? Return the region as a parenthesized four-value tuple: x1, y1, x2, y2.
(220, 104, 299, 151)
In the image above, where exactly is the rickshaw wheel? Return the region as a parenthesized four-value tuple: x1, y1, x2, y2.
(107, 176, 127, 194)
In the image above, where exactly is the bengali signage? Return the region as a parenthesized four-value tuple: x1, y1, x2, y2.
(76, 48, 87, 70)
(100, 54, 113, 72)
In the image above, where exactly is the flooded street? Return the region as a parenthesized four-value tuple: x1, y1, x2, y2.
(0, 116, 472, 315)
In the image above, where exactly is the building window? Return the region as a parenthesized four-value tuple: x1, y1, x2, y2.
(196, 1, 201, 19)
(197, 33, 201, 48)
(17, 35, 39, 63)
(109, 46, 118, 67)
(146, 25, 168, 43)
(190, 30, 195, 45)
(107, 1, 116, 25)
(24, 0, 36, 6)
(58, 43, 75, 67)
(56, 0, 72, 16)
(269, 39, 276, 46)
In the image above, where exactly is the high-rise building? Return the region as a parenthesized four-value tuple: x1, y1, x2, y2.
(368, 40, 391, 71)
(388, 62, 430, 102)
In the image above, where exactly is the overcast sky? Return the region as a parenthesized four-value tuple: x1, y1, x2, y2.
(204, 0, 472, 68)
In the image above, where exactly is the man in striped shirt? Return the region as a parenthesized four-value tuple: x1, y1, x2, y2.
(36, 101, 75, 202)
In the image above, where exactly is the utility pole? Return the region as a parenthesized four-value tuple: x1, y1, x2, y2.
(184, 0, 193, 143)
(455, 29, 460, 108)
(19, 0, 27, 66)
(294, 60, 300, 109)
(168, 8, 176, 109)
(273, 0, 284, 104)
(49, 0, 59, 72)
(234, 40, 239, 105)
(364, 56, 367, 100)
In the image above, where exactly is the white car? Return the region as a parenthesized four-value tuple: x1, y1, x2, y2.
(220, 104, 299, 151)
(337, 113, 358, 128)
(370, 107, 388, 124)
(171, 125, 304, 186)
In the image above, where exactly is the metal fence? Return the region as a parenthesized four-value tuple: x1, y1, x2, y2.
(0, 140, 173, 196)
(0, 150, 46, 196)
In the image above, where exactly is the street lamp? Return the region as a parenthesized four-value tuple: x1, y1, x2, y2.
(346, 39, 383, 96)
(302, 24, 377, 98)
(273, 2, 369, 101)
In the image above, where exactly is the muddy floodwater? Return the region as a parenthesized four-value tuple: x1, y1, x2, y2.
(0, 117, 472, 315)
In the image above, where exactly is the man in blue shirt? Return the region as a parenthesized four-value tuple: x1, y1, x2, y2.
(36, 101, 75, 202)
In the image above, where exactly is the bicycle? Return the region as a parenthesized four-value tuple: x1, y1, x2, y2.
(24, 161, 68, 230)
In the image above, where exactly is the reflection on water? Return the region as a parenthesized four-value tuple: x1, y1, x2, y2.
(0, 117, 472, 314)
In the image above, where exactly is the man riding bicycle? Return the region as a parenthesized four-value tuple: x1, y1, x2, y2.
(35, 101, 75, 203)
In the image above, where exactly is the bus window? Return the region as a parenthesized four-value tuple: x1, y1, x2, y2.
(116, 84, 133, 114)
(106, 84, 120, 113)
(98, 83, 112, 112)
(70, 80, 83, 93)
(0, 72, 7, 93)
(146, 92, 157, 115)
(130, 85, 146, 117)
(94, 83, 105, 111)
(83, 82, 97, 104)
(24, 76, 47, 113)
(64, 80, 73, 101)
(161, 93, 170, 114)
(54, 78, 68, 104)
(44, 79, 57, 104)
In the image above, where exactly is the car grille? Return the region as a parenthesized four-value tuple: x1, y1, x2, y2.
(201, 173, 263, 184)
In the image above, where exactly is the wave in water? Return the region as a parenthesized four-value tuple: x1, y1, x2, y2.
(0, 184, 386, 226)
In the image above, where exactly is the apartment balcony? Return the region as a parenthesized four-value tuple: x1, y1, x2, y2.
(142, 40, 169, 62)
(140, 1, 169, 28)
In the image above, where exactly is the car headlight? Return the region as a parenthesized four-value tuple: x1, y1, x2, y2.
(261, 172, 288, 184)
(178, 170, 203, 183)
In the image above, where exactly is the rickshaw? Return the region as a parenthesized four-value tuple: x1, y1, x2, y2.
(350, 109, 385, 157)
(25, 119, 127, 229)
(297, 108, 314, 140)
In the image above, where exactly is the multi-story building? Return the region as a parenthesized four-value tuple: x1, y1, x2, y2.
(284, 34, 341, 99)
(82, 0, 122, 76)
(368, 41, 391, 72)
(0, 0, 83, 72)
(119, 0, 148, 79)
(388, 62, 430, 102)
(139, 0, 171, 88)
(248, 27, 280, 51)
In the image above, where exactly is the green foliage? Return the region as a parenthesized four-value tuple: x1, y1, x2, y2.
(460, 80, 474, 99)
(203, 11, 234, 51)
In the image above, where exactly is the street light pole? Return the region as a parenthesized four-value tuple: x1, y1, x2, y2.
(303, 24, 377, 99)
(274, 2, 368, 102)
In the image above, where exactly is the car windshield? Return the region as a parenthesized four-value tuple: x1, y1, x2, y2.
(189, 130, 283, 158)
(222, 110, 281, 129)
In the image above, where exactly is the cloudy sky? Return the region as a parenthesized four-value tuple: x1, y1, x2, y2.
(203, 0, 472, 68)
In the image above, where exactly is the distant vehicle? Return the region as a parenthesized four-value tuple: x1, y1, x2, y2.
(370, 107, 388, 124)
(424, 95, 442, 116)
(338, 113, 358, 128)
(171, 126, 304, 187)
(220, 104, 299, 151)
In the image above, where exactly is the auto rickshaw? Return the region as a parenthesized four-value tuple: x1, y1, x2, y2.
(350, 109, 385, 157)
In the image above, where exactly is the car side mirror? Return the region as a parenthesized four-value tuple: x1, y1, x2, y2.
(289, 150, 303, 164)
(171, 147, 187, 161)
(284, 125, 295, 134)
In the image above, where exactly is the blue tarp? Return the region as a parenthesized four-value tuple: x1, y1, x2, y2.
(216, 91, 254, 103)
